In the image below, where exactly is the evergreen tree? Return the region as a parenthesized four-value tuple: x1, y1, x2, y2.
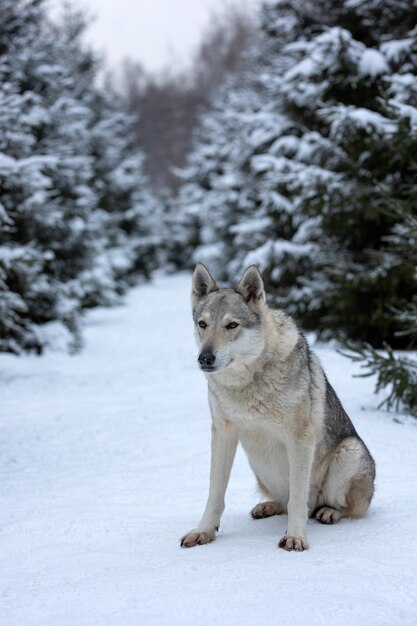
(173, 16, 295, 281)
(177, 0, 417, 348)
(175, 0, 417, 416)
(172, 80, 264, 278)
(273, 2, 417, 346)
(0, 0, 160, 353)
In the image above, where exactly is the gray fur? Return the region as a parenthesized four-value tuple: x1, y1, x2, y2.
(325, 379, 358, 443)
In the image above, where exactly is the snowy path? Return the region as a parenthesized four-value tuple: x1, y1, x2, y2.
(1, 274, 417, 626)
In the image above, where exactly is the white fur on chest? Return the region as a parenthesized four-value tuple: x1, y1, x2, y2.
(210, 370, 293, 430)
(239, 420, 290, 503)
(209, 383, 291, 501)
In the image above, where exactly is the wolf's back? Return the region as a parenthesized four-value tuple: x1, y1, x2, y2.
(324, 379, 359, 445)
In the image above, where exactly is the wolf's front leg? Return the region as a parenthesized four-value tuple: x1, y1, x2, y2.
(279, 430, 315, 552)
(181, 420, 238, 548)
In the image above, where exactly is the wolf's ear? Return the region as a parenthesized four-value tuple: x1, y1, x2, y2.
(235, 265, 265, 303)
(192, 263, 218, 307)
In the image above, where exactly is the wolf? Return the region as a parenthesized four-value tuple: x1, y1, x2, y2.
(180, 263, 375, 551)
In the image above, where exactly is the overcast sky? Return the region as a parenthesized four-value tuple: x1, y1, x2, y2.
(49, 0, 260, 74)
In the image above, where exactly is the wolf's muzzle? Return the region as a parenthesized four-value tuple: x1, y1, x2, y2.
(198, 351, 216, 370)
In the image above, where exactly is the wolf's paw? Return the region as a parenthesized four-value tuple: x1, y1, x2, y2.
(278, 535, 309, 551)
(314, 506, 342, 525)
(180, 528, 216, 548)
(251, 501, 282, 519)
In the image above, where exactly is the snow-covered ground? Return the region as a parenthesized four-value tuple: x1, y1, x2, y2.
(1, 273, 417, 626)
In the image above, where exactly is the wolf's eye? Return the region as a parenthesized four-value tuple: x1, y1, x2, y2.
(198, 320, 207, 329)
(226, 322, 239, 330)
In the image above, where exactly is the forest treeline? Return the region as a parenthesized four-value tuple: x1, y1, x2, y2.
(0, 0, 416, 416)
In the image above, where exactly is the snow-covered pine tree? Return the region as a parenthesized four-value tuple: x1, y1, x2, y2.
(271, 0, 417, 347)
(0, 0, 64, 352)
(173, 6, 297, 282)
(0, 0, 159, 353)
(177, 0, 417, 350)
(174, 0, 417, 418)
(172, 81, 264, 279)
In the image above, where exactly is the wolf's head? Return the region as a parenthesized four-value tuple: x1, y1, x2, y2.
(191, 263, 267, 374)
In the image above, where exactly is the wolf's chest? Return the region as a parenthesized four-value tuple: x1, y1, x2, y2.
(214, 381, 289, 430)
(209, 381, 292, 500)
(219, 388, 291, 500)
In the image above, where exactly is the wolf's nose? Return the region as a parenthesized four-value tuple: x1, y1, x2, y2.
(198, 352, 216, 367)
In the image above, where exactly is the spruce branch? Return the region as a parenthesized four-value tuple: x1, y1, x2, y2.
(340, 342, 417, 417)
